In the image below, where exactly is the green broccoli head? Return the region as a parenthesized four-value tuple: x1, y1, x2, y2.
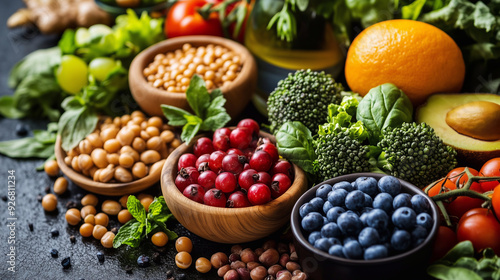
(267, 69, 343, 134)
(314, 128, 371, 181)
(377, 122, 457, 188)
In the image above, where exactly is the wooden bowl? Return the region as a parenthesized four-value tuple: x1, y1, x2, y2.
(129, 35, 258, 119)
(161, 131, 308, 244)
(55, 136, 164, 196)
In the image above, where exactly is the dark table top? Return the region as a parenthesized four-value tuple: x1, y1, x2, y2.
(0, 1, 272, 280)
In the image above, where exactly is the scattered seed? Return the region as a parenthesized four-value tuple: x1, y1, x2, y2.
(152, 252, 161, 264)
(37, 194, 43, 202)
(44, 186, 50, 193)
(66, 200, 81, 209)
(175, 273, 186, 280)
(1, 195, 7, 202)
(50, 249, 58, 258)
(69, 235, 76, 243)
(28, 223, 34, 231)
(137, 255, 150, 268)
(111, 227, 118, 234)
(166, 269, 173, 277)
(15, 123, 28, 136)
(61, 257, 71, 269)
(50, 229, 59, 237)
(97, 252, 105, 262)
(124, 265, 133, 274)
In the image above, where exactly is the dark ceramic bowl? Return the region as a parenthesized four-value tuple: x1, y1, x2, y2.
(290, 173, 440, 280)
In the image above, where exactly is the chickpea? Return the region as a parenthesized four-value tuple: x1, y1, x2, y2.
(81, 194, 98, 207)
(128, 124, 141, 137)
(195, 257, 212, 273)
(175, 252, 192, 269)
(94, 213, 109, 227)
(132, 162, 148, 179)
(93, 169, 102, 182)
(44, 159, 60, 177)
(107, 153, 120, 165)
(78, 139, 93, 155)
(53, 177, 68, 195)
(210, 252, 228, 269)
(119, 195, 129, 208)
(78, 154, 94, 171)
(87, 133, 103, 148)
(131, 111, 145, 119)
(101, 231, 115, 248)
(114, 166, 133, 183)
(42, 194, 57, 211)
(151, 231, 168, 247)
(80, 223, 94, 237)
(118, 153, 135, 168)
(81, 205, 97, 218)
(138, 194, 153, 212)
(84, 214, 95, 225)
(132, 137, 146, 152)
(116, 127, 135, 147)
(67, 147, 79, 157)
(100, 127, 119, 142)
(118, 209, 133, 224)
(146, 136, 162, 151)
(120, 146, 139, 161)
(99, 165, 115, 183)
(92, 225, 107, 240)
(160, 130, 175, 143)
(113, 116, 121, 127)
(170, 138, 182, 149)
(101, 200, 122, 215)
(150, 159, 165, 175)
(103, 139, 121, 153)
(140, 150, 161, 164)
(64, 156, 72, 166)
(71, 157, 81, 173)
(91, 148, 109, 168)
(65, 208, 81, 226)
(147, 116, 163, 129)
(175, 236, 193, 253)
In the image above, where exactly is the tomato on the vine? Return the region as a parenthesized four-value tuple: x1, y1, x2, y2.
(447, 167, 479, 185)
(479, 158, 500, 192)
(457, 208, 500, 254)
(430, 226, 457, 263)
(492, 185, 500, 220)
(165, 0, 224, 38)
(426, 178, 456, 197)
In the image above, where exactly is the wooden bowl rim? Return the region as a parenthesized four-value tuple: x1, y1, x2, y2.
(55, 136, 162, 196)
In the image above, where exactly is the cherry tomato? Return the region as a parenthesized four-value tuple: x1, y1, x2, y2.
(430, 226, 457, 263)
(426, 178, 456, 197)
(446, 182, 484, 219)
(447, 167, 479, 185)
(457, 208, 500, 254)
(492, 185, 500, 220)
(165, 0, 223, 38)
(479, 158, 500, 192)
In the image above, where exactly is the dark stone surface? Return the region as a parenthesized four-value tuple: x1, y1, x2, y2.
(0, 1, 271, 279)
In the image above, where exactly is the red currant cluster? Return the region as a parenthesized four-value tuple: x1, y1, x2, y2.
(175, 119, 295, 208)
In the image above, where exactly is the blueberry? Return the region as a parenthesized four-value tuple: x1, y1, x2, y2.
(314, 238, 335, 252)
(411, 195, 431, 214)
(378, 176, 401, 197)
(326, 206, 345, 223)
(61, 257, 71, 269)
(363, 194, 373, 207)
(321, 222, 342, 238)
(360, 212, 369, 226)
(309, 197, 324, 212)
(364, 245, 389, 260)
(308, 231, 322, 245)
(342, 236, 357, 245)
(345, 190, 365, 211)
(416, 213, 433, 230)
(137, 255, 150, 268)
(97, 252, 105, 263)
(391, 230, 411, 251)
(301, 212, 324, 232)
(328, 244, 345, 258)
(358, 227, 380, 248)
(328, 237, 342, 245)
(327, 189, 348, 207)
(373, 193, 393, 213)
(366, 209, 389, 230)
(50, 248, 58, 258)
(337, 211, 363, 236)
(15, 123, 28, 136)
(411, 225, 428, 242)
(393, 193, 412, 209)
(378, 227, 391, 243)
(351, 181, 358, 190)
(392, 207, 417, 230)
(342, 240, 363, 259)
(316, 184, 332, 200)
(356, 177, 378, 197)
(323, 201, 334, 214)
(299, 203, 316, 218)
(333, 181, 354, 192)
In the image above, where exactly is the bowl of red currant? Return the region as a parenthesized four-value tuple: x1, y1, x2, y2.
(161, 119, 308, 243)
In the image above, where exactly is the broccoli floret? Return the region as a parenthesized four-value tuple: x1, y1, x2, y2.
(314, 128, 371, 181)
(267, 69, 343, 134)
(377, 122, 457, 188)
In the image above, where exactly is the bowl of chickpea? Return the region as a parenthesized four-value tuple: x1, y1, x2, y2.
(55, 111, 182, 196)
(129, 35, 257, 119)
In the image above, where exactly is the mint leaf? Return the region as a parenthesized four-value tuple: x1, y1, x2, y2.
(148, 196, 172, 223)
(185, 75, 210, 118)
(201, 95, 231, 131)
(126, 195, 146, 224)
(154, 220, 178, 240)
(161, 104, 192, 126)
(181, 122, 202, 144)
(113, 220, 144, 248)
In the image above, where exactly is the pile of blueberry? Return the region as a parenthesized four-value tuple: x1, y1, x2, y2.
(299, 175, 434, 260)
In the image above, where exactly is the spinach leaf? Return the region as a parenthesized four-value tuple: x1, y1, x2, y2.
(112, 220, 144, 248)
(58, 101, 98, 151)
(427, 265, 482, 280)
(8, 47, 61, 88)
(0, 137, 55, 159)
(356, 83, 413, 145)
(126, 195, 146, 224)
(276, 121, 316, 174)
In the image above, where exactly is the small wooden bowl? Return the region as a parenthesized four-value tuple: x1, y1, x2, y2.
(161, 131, 308, 244)
(129, 35, 257, 119)
(55, 136, 164, 196)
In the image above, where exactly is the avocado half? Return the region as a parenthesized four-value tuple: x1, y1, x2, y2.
(416, 93, 500, 168)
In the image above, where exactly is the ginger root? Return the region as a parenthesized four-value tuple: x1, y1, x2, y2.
(7, 0, 112, 34)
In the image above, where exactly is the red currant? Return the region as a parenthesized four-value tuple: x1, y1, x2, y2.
(249, 150, 273, 172)
(270, 173, 292, 198)
(213, 127, 232, 139)
(197, 170, 217, 189)
(215, 172, 237, 193)
(183, 184, 205, 203)
(227, 148, 245, 157)
(257, 171, 272, 186)
(227, 191, 251, 208)
(221, 154, 246, 174)
(237, 119, 260, 137)
(204, 189, 227, 207)
(195, 154, 210, 170)
(193, 137, 214, 157)
(208, 151, 227, 173)
(178, 153, 197, 170)
(270, 160, 293, 178)
(256, 143, 279, 163)
(175, 167, 200, 192)
(213, 129, 231, 151)
(238, 169, 258, 191)
(247, 183, 271, 205)
(229, 127, 252, 150)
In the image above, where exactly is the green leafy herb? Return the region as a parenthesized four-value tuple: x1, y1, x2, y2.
(0, 122, 57, 159)
(113, 195, 177, 248)
(276, 121, 316, 174)
(161, 75, 231, 144)
(58, 97, 99, 152)
(267, 0, 297, 42)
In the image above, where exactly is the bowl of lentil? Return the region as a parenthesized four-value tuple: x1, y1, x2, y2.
(55, 111, 182, 196)
(129, 35, 257, 119)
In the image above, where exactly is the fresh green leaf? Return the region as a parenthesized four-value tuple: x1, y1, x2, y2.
(161, 105, 191, 126)
(0, 137, 55, 159)
(356, 83, 413, 145)
(33, 129, 57, 144)
(147, 196, 173, 223)
(427, 265, 482, 280)
(8, 47, 61, 88)
(0, 97, 26, 119)
(181, 122, 202, 145)
(402, 0, 427, 20)
(58, 104, 98, 151)
(113, 220, 144, 248)
(438, 241, 475, 265)
(126, 195, 146, 224)
(276, 121, 316, 174)
(153, 220, 178, 240)
(201, 95, 230, 131)
(345, 0, 394, 28)
(185, 75, 211, 118)
(59, 30, 77, 54)
(296, 0, 309, 11)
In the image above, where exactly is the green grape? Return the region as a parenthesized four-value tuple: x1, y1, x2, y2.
(88, 24, 113, 42)
(56, 55, 88, 94)
(75, 28, 91, 47)
(89, 57, 117, 81)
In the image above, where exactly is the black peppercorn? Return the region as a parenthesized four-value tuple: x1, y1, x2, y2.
(50, 249, 58, 258)
(97, 252, 105, 263)
(69, 235, 76, 243)
(175, 273, 186, 280)
(137, 255, 150, 268)
(50, 229, 59, 237)
(15, 123, 28, 136)
(152, 252, 161, 264)
(61, 257, 71, 269)
(166, 269, 173, 277)
(124, 265, 133, 274)
(28, 223, 34, 231)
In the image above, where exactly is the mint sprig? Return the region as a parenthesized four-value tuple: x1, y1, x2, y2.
(113, 195, 177, 248)
(161, 74, 231, 145)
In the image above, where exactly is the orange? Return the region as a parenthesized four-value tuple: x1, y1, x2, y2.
(345, 19, 465, 107)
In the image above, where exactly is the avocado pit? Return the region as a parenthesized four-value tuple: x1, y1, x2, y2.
(445, 101, 500, 141)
